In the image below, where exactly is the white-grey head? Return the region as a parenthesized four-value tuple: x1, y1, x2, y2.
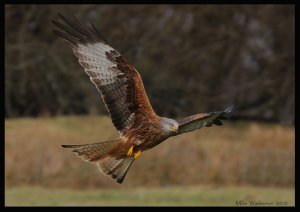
(160, 117, 179, 136)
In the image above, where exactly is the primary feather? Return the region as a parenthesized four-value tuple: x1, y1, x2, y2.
(53, 13, 157, 133)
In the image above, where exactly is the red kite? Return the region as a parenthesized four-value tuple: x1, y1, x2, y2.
(53, 14, 233, 183)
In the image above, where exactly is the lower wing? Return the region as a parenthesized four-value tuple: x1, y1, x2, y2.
(176, 105, 233, 135)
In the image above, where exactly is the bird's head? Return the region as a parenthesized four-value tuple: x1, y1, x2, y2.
(160, 117, 179, 136)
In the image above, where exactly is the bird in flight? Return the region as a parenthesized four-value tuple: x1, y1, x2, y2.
(52, 14, 233, 184)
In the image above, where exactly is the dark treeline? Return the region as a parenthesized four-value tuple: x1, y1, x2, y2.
(5, 5, 294, 123)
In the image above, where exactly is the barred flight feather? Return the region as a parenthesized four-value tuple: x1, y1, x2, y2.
(52, 13, 158, 132)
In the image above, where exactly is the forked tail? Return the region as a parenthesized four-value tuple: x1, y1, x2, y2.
(62, 139, 134, 183)
(97, 156, 134, 183)
(61, 139, 120, 162)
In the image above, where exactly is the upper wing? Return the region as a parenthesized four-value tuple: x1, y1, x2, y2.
(52, 14, 157, 133)
(176, 105, 233, 135)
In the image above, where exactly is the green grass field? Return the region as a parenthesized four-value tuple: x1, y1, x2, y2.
(5, 185, 295, 206)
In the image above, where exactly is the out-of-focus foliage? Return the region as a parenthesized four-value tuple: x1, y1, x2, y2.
(5, 5, 295, 123)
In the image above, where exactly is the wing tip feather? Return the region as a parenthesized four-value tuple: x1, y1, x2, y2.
(52, 13, 108, 45)
(224, 105, 234, 113)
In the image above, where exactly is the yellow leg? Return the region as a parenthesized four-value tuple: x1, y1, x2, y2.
(133, 150, 141, 159)
(127, 146, 134, 157)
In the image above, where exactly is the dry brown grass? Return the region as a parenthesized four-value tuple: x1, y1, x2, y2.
(5, 116, 295, 188)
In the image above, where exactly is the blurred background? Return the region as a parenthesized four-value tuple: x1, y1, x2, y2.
(5, 5, 294, 206)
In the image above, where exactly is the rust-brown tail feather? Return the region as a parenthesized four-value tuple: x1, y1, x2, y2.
(97, 156, 134, 184)
(62, 139, 134, 183)
(61, 139, 120, 162)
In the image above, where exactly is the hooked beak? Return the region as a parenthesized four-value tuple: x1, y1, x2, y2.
(171, 126, 178, 133)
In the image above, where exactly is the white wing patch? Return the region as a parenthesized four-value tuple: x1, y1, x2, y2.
(75, 42, 122, 93)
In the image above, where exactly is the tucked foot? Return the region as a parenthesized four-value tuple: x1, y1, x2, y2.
(127, 146, 134, 157)
(133, 150, 141, 159)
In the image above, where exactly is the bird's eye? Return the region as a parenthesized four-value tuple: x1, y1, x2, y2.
(169, 123, 174, 128)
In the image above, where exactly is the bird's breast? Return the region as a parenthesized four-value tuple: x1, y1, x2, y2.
(123, 122, 168, 151)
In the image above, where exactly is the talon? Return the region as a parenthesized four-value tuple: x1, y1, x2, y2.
(133, 150, 141, 159)
(127, 146, 134, 157)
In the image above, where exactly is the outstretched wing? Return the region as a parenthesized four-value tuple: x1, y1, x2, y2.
(176, 105, 233, 135)
(52, 14, 157, 133)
